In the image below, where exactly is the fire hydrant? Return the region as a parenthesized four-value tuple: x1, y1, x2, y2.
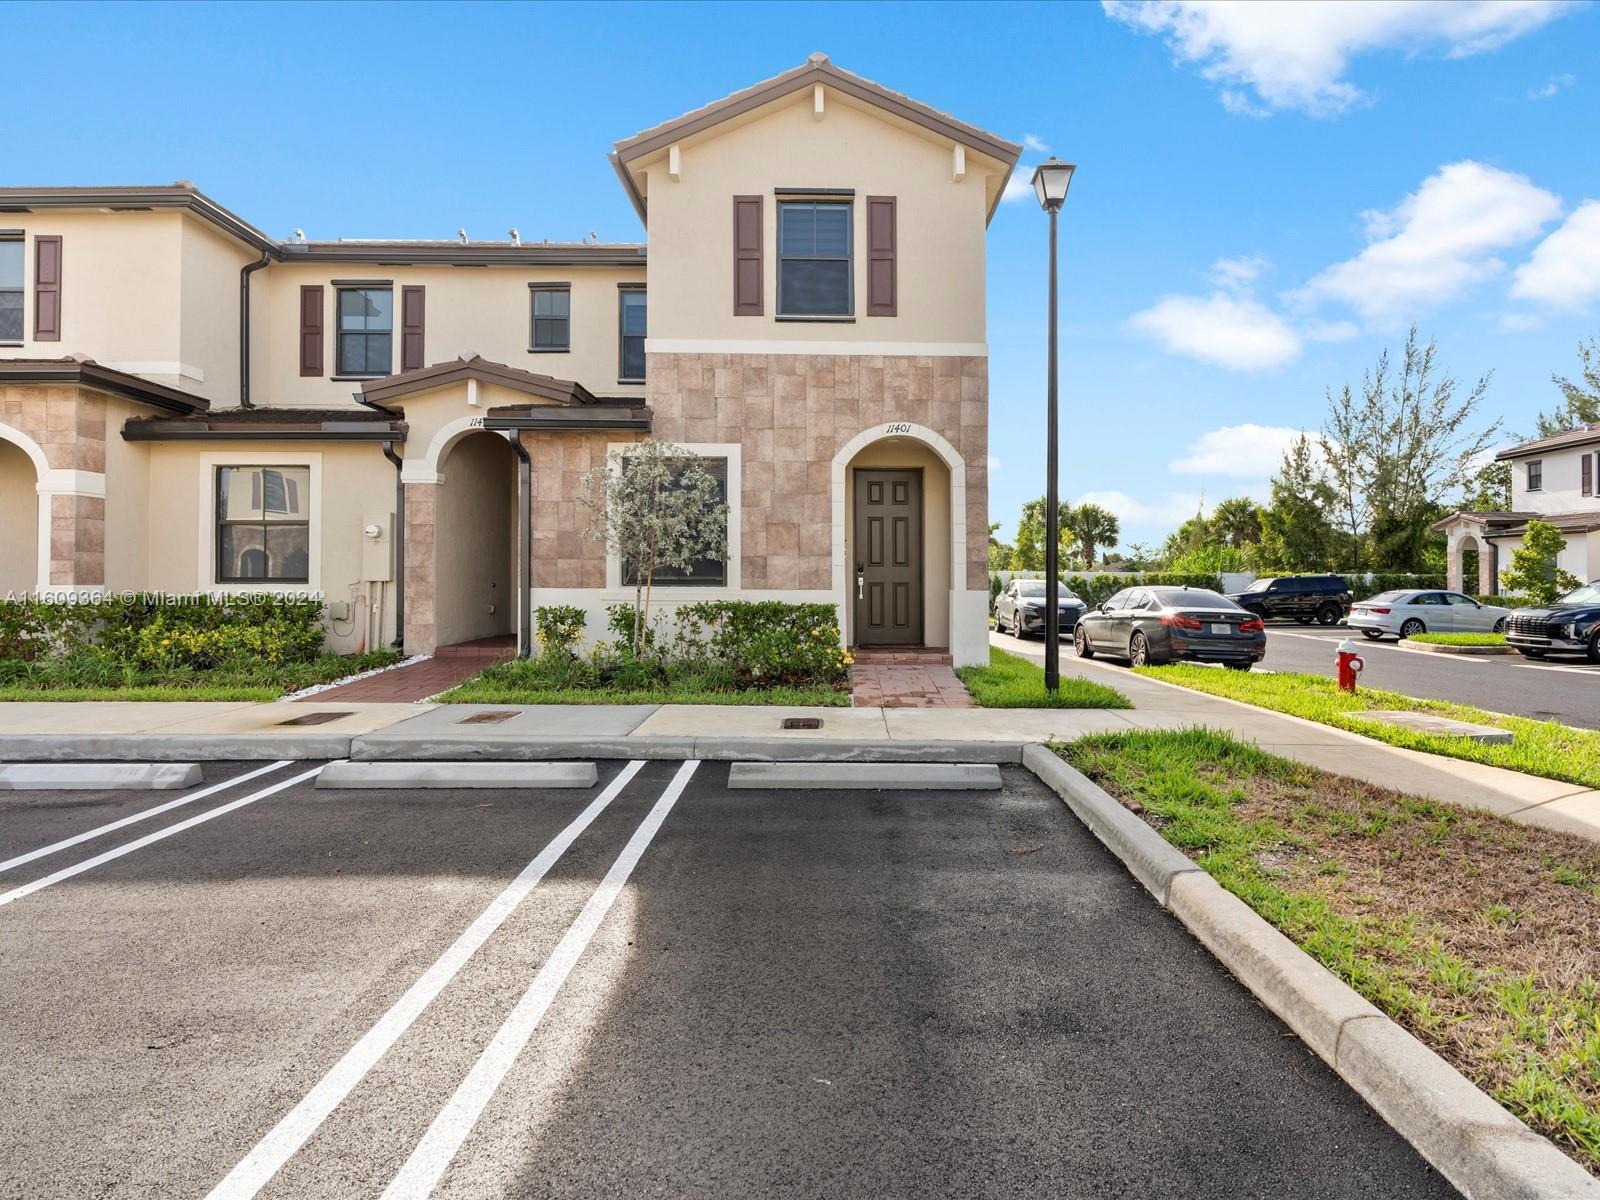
(1336, 638, 1365, 693)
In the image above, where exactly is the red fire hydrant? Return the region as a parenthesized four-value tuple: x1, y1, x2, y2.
(1336, 638, 1364, 693)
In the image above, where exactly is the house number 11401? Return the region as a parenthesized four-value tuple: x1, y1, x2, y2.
(885, 422, 912, 434)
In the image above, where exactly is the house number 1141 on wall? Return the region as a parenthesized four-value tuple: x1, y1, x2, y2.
(884, 422, 912, 435)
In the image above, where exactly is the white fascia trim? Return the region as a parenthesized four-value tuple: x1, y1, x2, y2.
(645, 338, 988, 357)
(103, 361, 207, 382)
(195, 451, 323, 594)
(36, 469, 106, 497)
(604, 441, 741, 592)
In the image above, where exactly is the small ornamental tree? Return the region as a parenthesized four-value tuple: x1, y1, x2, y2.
(579, 439, 728, 656)
(1499, 519, 1581, 605)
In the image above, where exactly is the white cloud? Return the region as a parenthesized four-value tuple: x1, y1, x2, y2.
(1102, 0, 1572, 116)
(1529, 72, 1575, 99)
(1129, 292, 1302, 371)
(1002, 166, 1036, 203)
(1211, 254, 1270, 289)
(1076, 489, 1206, 528)
(986, 454, 1002, 472)
(1296, 161, 1561, 325)
(1303, 318, 1361, 342)
(1509, 199, 1600, 312)
(1169, 424, 1309, 477)
(1022, 133, 1051, 153)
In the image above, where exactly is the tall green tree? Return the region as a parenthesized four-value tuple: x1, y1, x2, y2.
(1066, 502, 1120, 570)
(1007, 498, 1073, 572)
(1536, 335, 1600, 437)
(1462, 460, 1511, 512)
(1207, 496, 1263, 549)
(1258, 435, 1339, 570)
(987, 522, 1013, 572)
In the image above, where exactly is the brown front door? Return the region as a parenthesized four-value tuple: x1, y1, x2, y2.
(853, 468, 923, 646)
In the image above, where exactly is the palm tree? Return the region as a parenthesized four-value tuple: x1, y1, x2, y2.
(1208, 496, 1263, 549)
(1067, 503, 1120, 570)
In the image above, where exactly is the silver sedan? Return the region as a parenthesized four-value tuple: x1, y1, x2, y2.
(1347, 590, 1511, 641)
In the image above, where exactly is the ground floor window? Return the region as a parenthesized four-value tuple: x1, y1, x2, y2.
(620, 455, 728, 587)
(215, 465, 312, 583)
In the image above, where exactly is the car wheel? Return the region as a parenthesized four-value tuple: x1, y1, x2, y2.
(1074, 625, 1094, 659)
(1129, 631, 1150, 667)
(1399, 618, 1425, 639)
(1316, 603, 1340, 626)
(1588, 630, 1600, 665)
(1493, 617, 1507, 634)
(1224, 661, 1251, 671)
(1361, 628, 1384, 641)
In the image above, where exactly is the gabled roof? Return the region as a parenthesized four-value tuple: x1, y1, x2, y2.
(360, 355, 598, 407)
(1496, 422, 1600, 460)
(0, 185, 275, 252)
(0, 357, 208, 414)
(609, 52, 1023, 225)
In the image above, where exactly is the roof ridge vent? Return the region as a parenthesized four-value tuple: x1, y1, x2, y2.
(808, 51, 829, 66)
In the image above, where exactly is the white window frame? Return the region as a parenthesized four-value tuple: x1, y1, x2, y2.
(603, 441, 741, 594)
(197, 451, 322, 594)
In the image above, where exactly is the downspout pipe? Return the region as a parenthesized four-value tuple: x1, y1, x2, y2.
(507, 430, 533, 659)
(238, 251, 271, 408)
(381, 439, 406, 652)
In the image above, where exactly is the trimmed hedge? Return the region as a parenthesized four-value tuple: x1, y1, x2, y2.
(676, 600, 848, 685)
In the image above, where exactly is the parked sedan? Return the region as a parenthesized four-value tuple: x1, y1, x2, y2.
(1074, 585, 1265, 669)
(994, 578, 1088, 638)
(1347, 590, 1511, 641)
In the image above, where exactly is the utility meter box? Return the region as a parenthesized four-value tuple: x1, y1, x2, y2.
(362, 510, 394, 582)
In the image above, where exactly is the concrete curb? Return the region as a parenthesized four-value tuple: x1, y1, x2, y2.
(728, 762, 1002, 790)
(348, 735, 1025, 764)
(1022, 742, 1600, 1199)
(1404, 640, 1517, 656)
(0, 735, 355, 762)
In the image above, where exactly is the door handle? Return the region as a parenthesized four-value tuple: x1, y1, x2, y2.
(857, 577, 864, 600)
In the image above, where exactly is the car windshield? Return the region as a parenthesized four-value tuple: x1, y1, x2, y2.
(1243, 578, 1272, 593)
(1149, 588, 1240, 610)
(1014, 580, 1079, 600)
(1557, 582, 1600, 606)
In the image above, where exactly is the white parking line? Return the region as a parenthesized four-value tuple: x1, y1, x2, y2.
(0, 761, 294, 876)
(380, 758, 701, 1200)
(0, 764, 323, 910)
(204, 759, 647, 1200)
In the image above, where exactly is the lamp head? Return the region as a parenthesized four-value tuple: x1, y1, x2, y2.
(1031, 158, 1076, 212)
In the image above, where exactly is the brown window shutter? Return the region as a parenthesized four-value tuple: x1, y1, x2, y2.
(401, 285, 425, 371)
(33, 236, 62, 341)
(866, 196, 897, 317)
(299, 286, 324, 377)
(733, 195, 763, 315)
(1585, 452, 1594, 497)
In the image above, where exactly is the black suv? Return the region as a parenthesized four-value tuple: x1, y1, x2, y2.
(1505, 580, 1600, 662)
(1225, 575, 1352, 625)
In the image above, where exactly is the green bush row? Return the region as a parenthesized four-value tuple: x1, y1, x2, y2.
(0, 595, 326, 669)
(992, 572, 1224, 612)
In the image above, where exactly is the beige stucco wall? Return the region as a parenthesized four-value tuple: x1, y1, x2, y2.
(0, 439, 37, 594)
(639, 91, 999, 347)
(842, 438, 951, 647)
(103, 398, 150, 590)
(433, 431, 516, 646)
(252, 262, 647, 411)
(178, 217, 255, 403)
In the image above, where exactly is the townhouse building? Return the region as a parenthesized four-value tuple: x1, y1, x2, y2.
(0, 53, 1018, 666)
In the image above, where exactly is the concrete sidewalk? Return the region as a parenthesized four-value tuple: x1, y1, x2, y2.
(0, 650, 1596, 840)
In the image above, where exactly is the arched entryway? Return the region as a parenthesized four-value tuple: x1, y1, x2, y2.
(0, 426, 44, 593)
(432, 429, 518, 648)
(1447, 528, 1496, 595)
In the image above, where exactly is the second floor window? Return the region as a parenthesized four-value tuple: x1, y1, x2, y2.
(530, 286, 570, 351)
(778, 200, 852, 318)
(619, 287, 646, 382)
(337, 287, 392, 377)
(0, 237, 22, 342)
(1527, 460, 1543, 492)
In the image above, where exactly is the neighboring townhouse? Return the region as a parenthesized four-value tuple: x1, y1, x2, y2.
(1434, 423, 1600, 592)
(0, 53, 1018, 666)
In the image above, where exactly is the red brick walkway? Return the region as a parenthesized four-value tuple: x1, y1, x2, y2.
(850, 648, 973, 708)
(298, 636, 514, 703)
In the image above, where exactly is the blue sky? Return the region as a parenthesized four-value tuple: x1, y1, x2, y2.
(7, 0, 1600, 550)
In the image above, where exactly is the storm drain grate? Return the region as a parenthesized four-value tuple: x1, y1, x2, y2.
(278, 711, 353, 726)
(781, 717, 823, 730)
(457, 710, 520, 725)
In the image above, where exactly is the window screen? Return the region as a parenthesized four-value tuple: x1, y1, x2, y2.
(336, 287, 393, 376)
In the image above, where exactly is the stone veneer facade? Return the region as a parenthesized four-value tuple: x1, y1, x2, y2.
(645, 352, 989, 592)
(0, 384, 107, 587)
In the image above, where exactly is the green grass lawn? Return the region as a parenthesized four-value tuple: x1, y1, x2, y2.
(1136, 662, 1600, 789)
(956, 646, 1131, 709)
(1061, 728, 1600, 1171)
(1408, 632, 1508, 647)
(0, 650, 403, 703)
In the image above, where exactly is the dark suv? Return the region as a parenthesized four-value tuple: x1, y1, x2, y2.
(1505, 581, 1600, 662)
(1225, 575, 1352, 625)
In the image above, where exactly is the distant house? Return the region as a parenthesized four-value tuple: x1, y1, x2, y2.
(1433, 422, 1600, 593)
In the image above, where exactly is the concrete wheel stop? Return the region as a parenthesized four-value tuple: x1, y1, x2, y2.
(0, 762, 203, 791)
(316, 761, 599, 790)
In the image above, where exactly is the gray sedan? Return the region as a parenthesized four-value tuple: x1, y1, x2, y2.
(1347, 590, 1511, 641)
(1074, 585, 1266, 669)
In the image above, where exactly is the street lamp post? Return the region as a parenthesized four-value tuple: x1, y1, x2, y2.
(1032, 157, 1076, 694)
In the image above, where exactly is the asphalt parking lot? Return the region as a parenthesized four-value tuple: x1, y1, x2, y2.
(1, 759, 1459, 1199)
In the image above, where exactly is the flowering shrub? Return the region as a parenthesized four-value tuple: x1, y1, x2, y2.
(534, 606, 587, 656)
